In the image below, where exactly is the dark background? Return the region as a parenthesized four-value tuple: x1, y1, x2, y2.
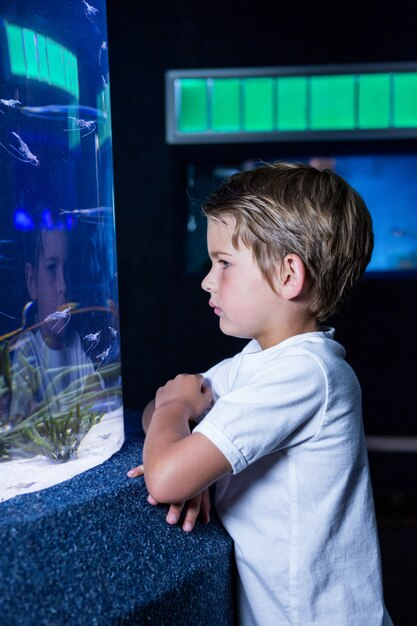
(106, 0, 417, 432)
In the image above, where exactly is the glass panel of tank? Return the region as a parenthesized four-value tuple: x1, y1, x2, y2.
(0, 0, 124, 501)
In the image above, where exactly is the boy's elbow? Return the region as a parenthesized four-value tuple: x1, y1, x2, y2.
(144, 472, 171, 503)
(144, 460, 191, 503)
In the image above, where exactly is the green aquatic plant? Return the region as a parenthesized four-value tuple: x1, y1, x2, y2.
(0, 359, 122, 463)
(24, 404, 103, 462)
(0, 403, 102, 462)
(0, 300, 122, 463)
(0, 341, 12, 394)
(0, 342, 13, 437)
(0, 435, 11, 461)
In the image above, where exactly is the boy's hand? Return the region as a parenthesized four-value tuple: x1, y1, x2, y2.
(148, 489, 210, 532)
(127, 464, 210, 532)
(137, 373, 230, 506)
(155, 374, 212, 420)
(127, 464, 144, 478)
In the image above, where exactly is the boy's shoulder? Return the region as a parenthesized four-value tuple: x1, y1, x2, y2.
(241, 328, 346, 367)
(208, 328, 347, 375)
(12, 330, 39, 360)
(205, 328, 354, 398)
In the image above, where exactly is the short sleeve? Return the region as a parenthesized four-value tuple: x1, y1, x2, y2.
(194, 353, 327, 474)
(201, 357, 234, 400)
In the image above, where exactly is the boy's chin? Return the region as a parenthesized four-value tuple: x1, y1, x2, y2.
(42, 325, 68, 349)
(219, 321, 249, 340)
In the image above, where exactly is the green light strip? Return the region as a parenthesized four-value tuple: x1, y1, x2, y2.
(212, 78, 241, 131)
(5, 21, 79, 98)
(174, 71, 417, 136)
(277, 77, 307, 131)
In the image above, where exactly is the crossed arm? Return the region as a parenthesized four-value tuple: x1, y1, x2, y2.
(127, 374, 231, 531)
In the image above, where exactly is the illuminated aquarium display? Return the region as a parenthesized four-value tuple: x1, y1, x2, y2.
(0, 1, 124, 501)
(185, 153, 417, 275)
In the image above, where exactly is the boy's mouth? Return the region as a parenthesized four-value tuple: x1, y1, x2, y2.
(209, 300, 222, 316)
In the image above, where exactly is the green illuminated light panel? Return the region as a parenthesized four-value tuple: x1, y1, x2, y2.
(394, 73, 417, 127)
(178, 79, 207, 132)
(310, 75, 355, 130)
(5, 21, 79, 98)
(212, 78, 240, 131)
(276, 77, 308, 131)
(244, 78, 274, 131)
(170, 65, 417, 142)
(359, 74, 390, 129)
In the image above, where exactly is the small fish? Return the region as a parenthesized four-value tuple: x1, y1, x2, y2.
(0, 132, 39, 166)
(96, 346, 111, 368)
(97, 347, 110, 361)
(60, 206, 112, 216)
(83, 0, 99, 20)
(21, 104, 101, 120)
(65, 117, 96, 138)
(82, 330, 101, 356)
(82, 0, 100, 33)
(0, 98, 21, 108)
(84, 330, 101, 343)
(44, 305, 72, 330)
(59, 206, 113, 225)
(99, 41, 107, 66)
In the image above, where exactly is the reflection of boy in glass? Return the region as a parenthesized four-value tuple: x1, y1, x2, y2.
(10, 217, 99, 424)
(26, 226, 70, 348)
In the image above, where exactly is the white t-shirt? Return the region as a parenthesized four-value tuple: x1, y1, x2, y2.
(195, 328, 393, 626)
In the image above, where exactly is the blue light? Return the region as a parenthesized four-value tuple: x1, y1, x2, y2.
(66, 214, 75, 229)
(41, 209, 54, 228)
(14, 209, 33, 230)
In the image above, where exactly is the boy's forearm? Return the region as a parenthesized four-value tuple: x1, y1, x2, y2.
(143, 402, 195, 500)
(141, 375, 231, 503)
(146, 403, 193, 450)
(143, 400, 230, 504)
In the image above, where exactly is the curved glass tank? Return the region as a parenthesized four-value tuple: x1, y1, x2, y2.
(0, 1, 124, 501)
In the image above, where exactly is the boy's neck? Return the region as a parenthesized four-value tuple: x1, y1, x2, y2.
(256, 316, 319, 350)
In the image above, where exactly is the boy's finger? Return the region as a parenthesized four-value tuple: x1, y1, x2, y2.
(147, 493, 159, 505)
(182, 494, 202, 532)
(127, 464, 144, 478)
(166, 502, 184, 525)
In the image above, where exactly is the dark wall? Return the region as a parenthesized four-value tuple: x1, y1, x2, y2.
(106, 0, 417, 433)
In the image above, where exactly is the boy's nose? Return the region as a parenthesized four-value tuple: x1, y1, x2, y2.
(58, 269, 67, 296)
(201, 271, 215, 293)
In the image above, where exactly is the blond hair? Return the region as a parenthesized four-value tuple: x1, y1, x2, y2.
(203, 161, 374, 322)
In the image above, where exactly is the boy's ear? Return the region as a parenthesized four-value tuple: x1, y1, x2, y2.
(25, 263, 37, 301)
(276, 254, 307, 300)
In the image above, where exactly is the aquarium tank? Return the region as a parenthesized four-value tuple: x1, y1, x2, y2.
(0, 1, 124, 501)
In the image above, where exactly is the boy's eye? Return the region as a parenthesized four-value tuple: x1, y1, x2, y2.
(219, 260, 230, 269)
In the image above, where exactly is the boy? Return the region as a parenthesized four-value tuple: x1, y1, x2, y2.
(9, 218, 98, 425)
(129, 162, 393, 625)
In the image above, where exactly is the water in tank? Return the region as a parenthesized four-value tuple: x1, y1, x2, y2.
(0, 1, 124, 501)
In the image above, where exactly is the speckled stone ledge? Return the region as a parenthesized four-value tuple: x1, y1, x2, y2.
(0, 410, 235, 626)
